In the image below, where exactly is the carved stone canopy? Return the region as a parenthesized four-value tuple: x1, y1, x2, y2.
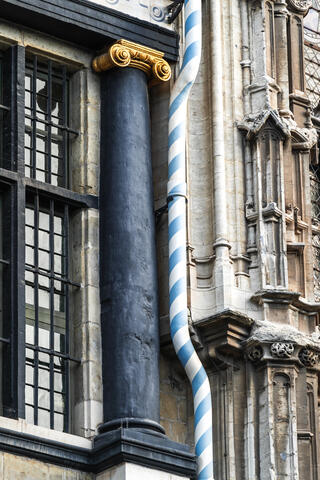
(92, 39, 171, 84)
(238, 109, 290, 140)
(287, 0, 312, 14)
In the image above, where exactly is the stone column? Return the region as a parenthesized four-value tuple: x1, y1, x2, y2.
(246, 341, 301, 480)
(91, 41, 196, 480)
(274, 1, 291, 116)
(92, 40, 171, 435)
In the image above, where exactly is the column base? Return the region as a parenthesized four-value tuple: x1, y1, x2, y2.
(98, 417, 165, 435)
(93, 427, 196, 479)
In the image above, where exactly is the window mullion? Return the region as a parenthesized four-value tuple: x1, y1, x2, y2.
(33, 194, 39, 426)
(62, 66, 68, 188)
(2, 185, 15, 418)
(15, 179, 26, 419)
(64, 204, 69, 432)
(49, 199, 55, 429)
(13, 45, 26, 420)
(47, 61, 52, 185)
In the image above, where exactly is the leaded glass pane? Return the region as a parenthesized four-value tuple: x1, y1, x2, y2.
(310, 162, 320, 224)
(305, 1, 320, 108)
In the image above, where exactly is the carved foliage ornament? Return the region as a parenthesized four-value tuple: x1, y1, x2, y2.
(299, 348, 319, 367)
(92, 40, 171, 83)
(287, 0, 312, 13)
(270, 342, 295, 358)
(247, 345, 263, 362)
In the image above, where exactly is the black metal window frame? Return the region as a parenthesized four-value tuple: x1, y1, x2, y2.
(0, 44, 97, 430)
(25, 193, 80, 432)
(24, 56, 78, 188)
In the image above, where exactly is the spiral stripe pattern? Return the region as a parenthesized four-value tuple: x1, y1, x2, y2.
(167, 0, 213, 478)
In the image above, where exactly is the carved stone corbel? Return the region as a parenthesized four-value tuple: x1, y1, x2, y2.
(287, 0, 312, 15)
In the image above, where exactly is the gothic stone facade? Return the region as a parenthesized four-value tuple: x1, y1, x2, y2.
(0, 0, 320, 480)
(158, 0, 320, 478)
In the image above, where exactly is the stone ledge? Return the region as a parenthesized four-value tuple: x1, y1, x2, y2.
(0, 426, 196, 478)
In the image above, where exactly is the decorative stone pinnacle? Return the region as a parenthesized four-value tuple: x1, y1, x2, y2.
(92, 40, 171, 83)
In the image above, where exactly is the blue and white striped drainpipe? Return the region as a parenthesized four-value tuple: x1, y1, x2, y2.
(167, 1, 214, 479)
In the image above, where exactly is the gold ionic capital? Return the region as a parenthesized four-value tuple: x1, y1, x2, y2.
(92, 40, 171, 84)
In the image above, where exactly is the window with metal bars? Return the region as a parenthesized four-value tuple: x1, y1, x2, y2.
(24, 194, 80, 431)
(24, 57, 78, 188)
(0, 45, 96, 433)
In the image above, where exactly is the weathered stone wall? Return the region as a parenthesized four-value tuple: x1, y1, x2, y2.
(0, 452, 93, 480)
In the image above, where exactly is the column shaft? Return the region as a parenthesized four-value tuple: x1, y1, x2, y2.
(99, 66, 162, 433)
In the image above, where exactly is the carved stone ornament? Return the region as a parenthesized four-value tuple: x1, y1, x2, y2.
(270, 342, 295, 358)
(299, 348, 319, 367)
(92, 40, 171, 84)
(287, 0, 312, 13)
(247, 345, 263, 362)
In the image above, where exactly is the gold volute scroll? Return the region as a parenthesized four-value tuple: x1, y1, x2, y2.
(92, 40, 171, 83)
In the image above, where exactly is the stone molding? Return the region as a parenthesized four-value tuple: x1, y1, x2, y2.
(0, 426, 196, 477)
(92, 40, 171, 83)
(0, 0, 179, 62)
(246, 340, 320, 370)
(291, 126, 318, 150)
(194, 309, 253, 360)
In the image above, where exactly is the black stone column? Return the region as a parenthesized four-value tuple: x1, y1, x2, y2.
(98, 66, 163, 435)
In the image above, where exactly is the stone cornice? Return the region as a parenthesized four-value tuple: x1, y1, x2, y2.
(244, 318, 320, 369)
(0, 0, 179, 62)
(245, 340, 320, 370)
(92, 40, 171, 83)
